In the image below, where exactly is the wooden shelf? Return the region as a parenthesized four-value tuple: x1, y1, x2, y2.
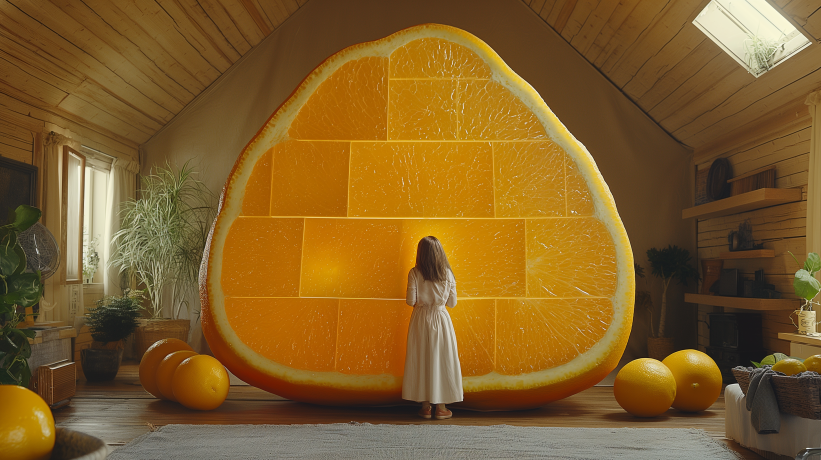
(778, 332, 821, 347)
(718, 249, 775, 259)
(682, 188, 802, 220)
(685, 293, 799, 310)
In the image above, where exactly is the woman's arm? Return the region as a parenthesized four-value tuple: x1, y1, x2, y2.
(406, 268, 417, 307)
(446, 271, 457, 308)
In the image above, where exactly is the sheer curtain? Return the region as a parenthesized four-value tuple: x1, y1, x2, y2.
(807, 90, 821, 256)
(103, 158, 140, 296)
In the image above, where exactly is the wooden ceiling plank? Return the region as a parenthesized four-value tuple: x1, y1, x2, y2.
(538, 0, 557, 20)
(114, 0, 231, 75)
(675, 43, 821, 143)
(559, 0, 599, 42)
(781, 1, 821, 22)
(280, 0, 302, 18)
(568, 0, 620, 55)
(581, 0, 641, 61)
(677, 69, 821, 148)
(255, 0, 286, 29)
(73, 80, 165, 132)
(656, 65, 750, 133)
(162, 0, 242, 64)
(645, 51, 737, 120)
(1, 1, 181, 119)
(50, 0, 198, 109)
(196, 0, 252, 55)
(529, 0, 548, 15)
(57, 94, 152, 144)
(553, 0, 579, 34)
(0, 36, 83, 96)
(636, 39, 722, 110)
(607, 0, 709, 89)
(622, 28, 705, 100)
(238, 0, 272, 36)
(544, 0, 569, 24)
(0, 56, 69, 107)
(591, 0, 666, 70)
(802, 8, 821, 41)
(217, 0, 266, 45)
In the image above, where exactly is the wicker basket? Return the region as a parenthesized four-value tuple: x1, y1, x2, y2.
(732, 367, 821, 419)
(134, 319, 190, 358)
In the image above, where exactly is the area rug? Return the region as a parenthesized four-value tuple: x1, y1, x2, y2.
(108, 423, 739, 459)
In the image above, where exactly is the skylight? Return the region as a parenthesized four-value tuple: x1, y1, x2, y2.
(693, 0, 811, 77)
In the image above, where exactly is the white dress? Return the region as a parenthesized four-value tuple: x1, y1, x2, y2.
(402, 267, 464, 404)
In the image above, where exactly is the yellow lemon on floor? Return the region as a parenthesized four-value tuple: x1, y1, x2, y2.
(662, 349, 722, 412)
(156, 350, 199, 401)
(803, 355, 821, 374)
(0, 385, 55, 460)
(614, 358, 677, 417)
(772, 358, 807, 376)
(172, 355, 230, 410)
(139, 338, 195, 398)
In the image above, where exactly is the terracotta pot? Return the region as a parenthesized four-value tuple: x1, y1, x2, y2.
(647, 337, 675, 361)
(81, 348, 123, 382)
(701, 259, 723, 295)
(134, 318, 191, 358)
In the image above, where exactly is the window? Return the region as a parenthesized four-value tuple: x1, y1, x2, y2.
(62, 146, 85, 284)
(81, 146, 112, 285)
(693, 0, 811, 77)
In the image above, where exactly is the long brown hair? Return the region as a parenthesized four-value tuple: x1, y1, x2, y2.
(415, 236, 453, 282)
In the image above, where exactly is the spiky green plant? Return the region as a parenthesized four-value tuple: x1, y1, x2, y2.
(108, 161, 215, 319)
(744, 33, 781, 76)
(86, 289, 143, 346)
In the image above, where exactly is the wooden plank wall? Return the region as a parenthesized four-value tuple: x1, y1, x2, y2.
(695, 120, 811, 355)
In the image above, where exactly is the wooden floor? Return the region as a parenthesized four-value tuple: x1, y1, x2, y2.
(55, 362, 764, 458)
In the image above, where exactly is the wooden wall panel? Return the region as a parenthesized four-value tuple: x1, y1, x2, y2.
(694, 119, 810, 355)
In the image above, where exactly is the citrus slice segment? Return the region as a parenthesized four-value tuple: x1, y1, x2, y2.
(201, 24, 633, 410)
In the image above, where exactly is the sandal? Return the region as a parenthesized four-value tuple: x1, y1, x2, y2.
(417, 405, 432, 419)
(434, 409, 452, 420)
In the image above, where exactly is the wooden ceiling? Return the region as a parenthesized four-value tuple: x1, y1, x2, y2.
(1, 0, 820, 153)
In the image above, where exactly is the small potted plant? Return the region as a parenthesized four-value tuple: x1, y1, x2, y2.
(646, 245, 700, 360)
(788, 252, 821, 335)
(81, 289, 143, 381)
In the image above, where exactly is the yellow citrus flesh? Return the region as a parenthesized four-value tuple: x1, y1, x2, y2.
(613, 358, 676, 417)
(803, 355, 821, 374)
(0, 385, 55, 460)
(662, 349, 722, 412)
(201, 24, 633, 410)
(157, 350, 199, 401)
(772, 358, 807, 376)
(172, 355, 230, 411)
(139, 338, 194, 398)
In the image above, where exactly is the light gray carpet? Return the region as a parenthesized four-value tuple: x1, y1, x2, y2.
(108, 423, 739, 459)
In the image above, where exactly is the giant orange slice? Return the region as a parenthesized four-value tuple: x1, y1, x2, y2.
(201, 24, 634, 410)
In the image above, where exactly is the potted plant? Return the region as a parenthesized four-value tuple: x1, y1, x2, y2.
(0, 205, 43, 386)
(788, 251, 821, 335)
(645, 245, 700, 360)
(108, 161, 215, 356)
(81, 289, 143, 381)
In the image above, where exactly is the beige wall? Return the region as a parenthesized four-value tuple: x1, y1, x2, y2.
(140, 0, 695, 360)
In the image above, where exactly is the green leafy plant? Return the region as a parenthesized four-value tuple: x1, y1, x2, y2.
(788, 252, 820, 311)
(751, 352, 799, 368)
(109, 161, 215, 319)
(744, 33, 782, 76)
(0, 205, 44, 386)
(83, 235, 100, 281)
(646, 245, 700, 338)
(86, 289, 143, 349)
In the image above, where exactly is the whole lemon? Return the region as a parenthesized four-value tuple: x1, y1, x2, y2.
(156, 350, 199, 401)
(614, 358, 677, 417)
(803, 355, 821, 374)
(139, 338, 195, 398)
(172, 355, 230, 411)
(662, 349, 722, 412)
(0, 385, 55, 460)
(772, 358, 807, 376)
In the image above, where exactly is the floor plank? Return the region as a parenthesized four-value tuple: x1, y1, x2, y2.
(55, 362, 764, 458)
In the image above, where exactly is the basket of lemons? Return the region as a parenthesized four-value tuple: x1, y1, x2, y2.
(732, 353, 821, 419)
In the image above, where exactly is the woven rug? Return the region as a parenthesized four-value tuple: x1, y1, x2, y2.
(108, 423, 739, 459)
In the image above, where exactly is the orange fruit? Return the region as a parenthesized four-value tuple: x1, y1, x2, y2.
(803, 355, 821, 374)
(156, 350, 199, 401)
(772, 358, 807, 376)
(613, 358, 676, 417)
(662, 349, 722, 412)
(201, 24, 634, 410)
(0, 385, 55, 460)
(139, 338, 194, 398)
(171, 355, 230, 411)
